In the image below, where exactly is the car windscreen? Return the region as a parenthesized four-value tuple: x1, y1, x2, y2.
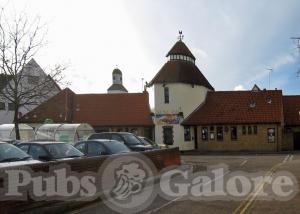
(45, 143, 83, 159)
(122, 134, 143, 145)
(104, 141, 131, 154)
(0, 143, 30, 162)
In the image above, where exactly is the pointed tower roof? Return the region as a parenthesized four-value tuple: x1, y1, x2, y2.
(166, 40, 195, 60)
(148, 34, 214, 90)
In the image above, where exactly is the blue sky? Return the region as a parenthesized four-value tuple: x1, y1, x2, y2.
(2, 0, 300, 99)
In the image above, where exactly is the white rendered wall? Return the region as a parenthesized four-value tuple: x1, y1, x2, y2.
(154, 83, 210, 150)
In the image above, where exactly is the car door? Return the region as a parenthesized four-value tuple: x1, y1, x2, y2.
(87, 142, 108, 156)
(28, 144, 49, 160)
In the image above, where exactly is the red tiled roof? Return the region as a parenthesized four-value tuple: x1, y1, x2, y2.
(72, 92, 153, 126)
(20, 88, 154, 127)
(21, 88, 75, 123)
(283, 96, 300, 126)
(182, 90, 283, 125)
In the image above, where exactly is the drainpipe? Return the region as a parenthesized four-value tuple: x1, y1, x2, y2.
(277, 124, 279, 152)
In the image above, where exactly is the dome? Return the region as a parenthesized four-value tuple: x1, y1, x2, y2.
(113, 68, 122, 75)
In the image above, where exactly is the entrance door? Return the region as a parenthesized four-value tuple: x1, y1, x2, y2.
(293, 132, 300, 150)
(163, 126, 174, 145)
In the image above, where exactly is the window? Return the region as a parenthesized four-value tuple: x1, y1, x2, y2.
(74, 143, 86, 153)
(267, 128, 275, 143)
(184, 126, 191, 141)
(210, 126, 215, 140)
(27, 75, 39, 84)
(242, 126, 246, 135)
(29, 145, 48, 159)
(18, 144, 29, 153)
(231, 126, 237, 140)
(164, 87, 169, 103)
(248, 126, 252, 134)
(87, 142, 107, 156)
(0, 102, 5, 110)
(253, 126, 258, 134)
(8, 103, 14, 111)
(112, 134, 124, 143)
(201, 127, 208, 140)
(217, 127, 223, 141)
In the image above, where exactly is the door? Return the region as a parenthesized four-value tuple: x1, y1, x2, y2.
(293, 132, 300, 150)
(163, 126, 174, 145)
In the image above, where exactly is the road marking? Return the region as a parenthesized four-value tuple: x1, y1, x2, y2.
(232, 163, 282, 214)
(289, 155, 294, 162)
(283, 154, 290, 163)
(240, 160, 247, 166)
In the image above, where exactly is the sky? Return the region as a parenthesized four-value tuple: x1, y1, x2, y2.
(1, 0, 300, 106)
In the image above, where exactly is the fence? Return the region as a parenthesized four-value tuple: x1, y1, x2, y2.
(0, 148, 181, 214)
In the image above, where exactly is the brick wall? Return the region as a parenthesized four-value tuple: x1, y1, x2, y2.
(196, 124, 282, 152)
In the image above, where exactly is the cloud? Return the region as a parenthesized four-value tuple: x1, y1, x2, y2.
(234, 85, 246, 91)
(192, 48, 208, 59)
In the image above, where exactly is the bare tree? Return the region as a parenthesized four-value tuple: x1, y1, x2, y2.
(0, 9, 66, 139)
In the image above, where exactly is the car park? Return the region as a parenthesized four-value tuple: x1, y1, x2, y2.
(74, 139, 131, 156)
(0, 142, 41, 167)
(16, 141, 84, 161)
(88, 132, 154, 151)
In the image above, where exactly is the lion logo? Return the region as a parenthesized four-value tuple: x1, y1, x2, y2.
(112, 162, 147, 200)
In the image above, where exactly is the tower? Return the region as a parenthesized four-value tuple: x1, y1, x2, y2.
(148, 32, 214, 150)
(107, 68, 128, 94)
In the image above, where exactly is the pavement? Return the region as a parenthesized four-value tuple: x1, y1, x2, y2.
(67, 153, 300, 214)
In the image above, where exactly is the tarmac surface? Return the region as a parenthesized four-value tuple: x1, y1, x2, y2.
(68, 153, 300, 214)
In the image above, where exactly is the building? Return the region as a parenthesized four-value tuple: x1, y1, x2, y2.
(182, 90, 284, 152)
(0, 59, 61, 124)
(149, 33, 300, 152)
(282, 96, 300, 151)
(148, 36, 214, 150)
(107, 68, 128, 93)
(20, 88, 154, 138)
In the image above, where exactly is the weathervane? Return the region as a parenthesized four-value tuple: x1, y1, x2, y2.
(178, 30, 184, 41)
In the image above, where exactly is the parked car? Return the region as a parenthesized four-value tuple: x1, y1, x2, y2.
(16, 141, 84, 161)
(74, 139, 131, 157)
(0, 142, 40, 167)
(138, 136, 165, 149)
(0, 139, 24, 145)
(87, 132, 154, 151)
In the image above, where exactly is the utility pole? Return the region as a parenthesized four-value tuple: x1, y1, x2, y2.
(291, 37, 300, 52)
(267, 68, 273, 90)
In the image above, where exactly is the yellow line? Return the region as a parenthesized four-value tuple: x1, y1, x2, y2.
(232, 163, 282, 214)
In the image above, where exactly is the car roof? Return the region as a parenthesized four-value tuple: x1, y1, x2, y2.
(92, 132, 133, 135)
(20, 141, 67, 145)
(76, 139, 119, 144)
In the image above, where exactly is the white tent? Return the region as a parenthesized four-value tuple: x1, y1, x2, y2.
(0, 124, 34, 141)
(35, 123, 94, 143)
